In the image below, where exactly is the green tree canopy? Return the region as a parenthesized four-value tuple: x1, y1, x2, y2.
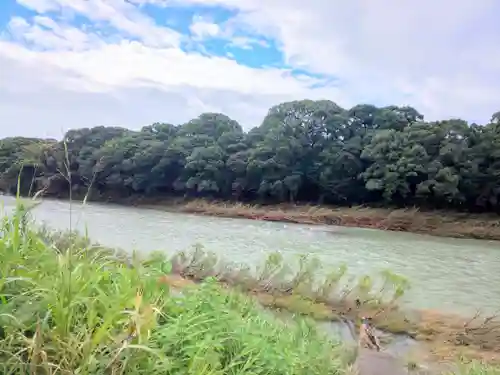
(2, 102, 500, 212)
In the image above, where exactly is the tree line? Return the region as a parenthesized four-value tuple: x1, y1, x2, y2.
(1, 100, 500, 212)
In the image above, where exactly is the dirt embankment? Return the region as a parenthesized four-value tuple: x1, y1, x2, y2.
(15, 188, 500, 241)
(126, 198, 500, 241)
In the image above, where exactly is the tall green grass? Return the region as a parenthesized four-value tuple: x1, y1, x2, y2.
(0, 204, 348, 374)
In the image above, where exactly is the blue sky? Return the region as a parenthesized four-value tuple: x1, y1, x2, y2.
(1, 0, 499, 138)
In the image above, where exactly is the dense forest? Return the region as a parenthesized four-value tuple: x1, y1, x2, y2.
(1, 100, 500, 212)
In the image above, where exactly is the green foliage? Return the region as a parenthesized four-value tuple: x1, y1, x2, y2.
(0, 207, 349, 374)
(1, 101, 500, 211)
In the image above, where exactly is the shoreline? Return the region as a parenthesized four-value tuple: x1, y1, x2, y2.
(10, 206, 500, 369)
(36, 193, 500, 241)
(45, 220, 500, 366)
(169, 201, 500, 241)
(158, 269, 500, 366)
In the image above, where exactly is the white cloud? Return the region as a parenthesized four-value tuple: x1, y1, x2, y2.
(1, 0, 499, 139)
(0, 35, 328, 96)
(0, 53, 296, 138)
(172, 0, 500, 123)
(17, 0, 181, 47)
(189, 16, 220, 39)
(0, 0, 342, 138)
(189, 15, 268, 50)
(16, 0, 59, 13)
(8, 16, 101, 50)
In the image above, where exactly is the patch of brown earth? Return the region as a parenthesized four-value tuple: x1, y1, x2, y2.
(152, 199, 500, 241)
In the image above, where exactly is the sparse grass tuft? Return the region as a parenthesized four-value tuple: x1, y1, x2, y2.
(447, 361, 500, 375)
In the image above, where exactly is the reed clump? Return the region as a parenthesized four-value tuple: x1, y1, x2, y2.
(169, 199, 500, 241)
(169, 245, 415, 331)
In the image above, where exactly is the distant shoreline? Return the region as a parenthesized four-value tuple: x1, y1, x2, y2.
(16, 192, 500, 241)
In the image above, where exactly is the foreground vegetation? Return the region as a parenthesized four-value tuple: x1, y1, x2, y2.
(1, 206, 352, 374)
(1, 201, 499, 373)
(165, 243, 500, 366)
(0, 204, 499, 374)
(2, 100, 500, 218)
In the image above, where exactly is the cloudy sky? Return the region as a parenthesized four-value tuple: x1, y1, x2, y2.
(0, 0, 499, 139)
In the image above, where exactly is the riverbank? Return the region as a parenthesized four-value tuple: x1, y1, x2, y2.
(37, 217, 500, 368)
(2, 204, 499, 374)
(159, 249, 500, 367)
(129, 197, 500, 241)
(7, 191, 500, 240)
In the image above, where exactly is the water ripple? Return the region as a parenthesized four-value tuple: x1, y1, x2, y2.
(2, 195, 499, 315)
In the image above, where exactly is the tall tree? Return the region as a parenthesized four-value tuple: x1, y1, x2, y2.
(1, 103, 499, 213)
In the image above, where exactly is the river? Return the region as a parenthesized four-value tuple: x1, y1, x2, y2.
(1, 195, 499, 315)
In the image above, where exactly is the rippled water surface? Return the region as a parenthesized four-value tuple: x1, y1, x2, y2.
(2, 195, 499, 314)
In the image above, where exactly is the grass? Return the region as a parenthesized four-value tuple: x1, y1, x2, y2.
(0, 203, 351, 374)
(447, 362, 500, 375)
(1, 200, 500, 374)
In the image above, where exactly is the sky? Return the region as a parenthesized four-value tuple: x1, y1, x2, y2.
(0, 0, 499, 139)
